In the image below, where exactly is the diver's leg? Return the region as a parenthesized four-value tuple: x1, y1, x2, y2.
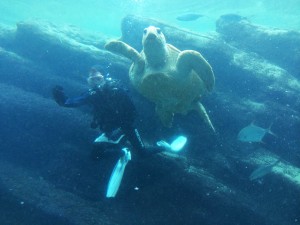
(122, 126, 166, 155)
(91, 129, 124, 160)
(108, 128, 125, 142)
(90, 143, 123, 161)
(122, 126, 145, 153)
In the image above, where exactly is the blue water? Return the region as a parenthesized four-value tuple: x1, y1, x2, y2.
(1, 0, 300, 36)
(0, 1, 300, 225)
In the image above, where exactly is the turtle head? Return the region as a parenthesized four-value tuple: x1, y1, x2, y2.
(142, 26, 168, 67)
(142, 26, 166, 46)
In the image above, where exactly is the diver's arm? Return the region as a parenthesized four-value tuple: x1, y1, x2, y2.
(63, 94, 90, 107)
(52, 85, 90, 107)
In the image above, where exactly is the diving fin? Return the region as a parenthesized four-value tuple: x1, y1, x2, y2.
(106, 148, 131, 198)
(94, 133, 125, 144)
(157, 135, 187, 152)
(196, 102, 215, 133)
(170, 135, 187, 152)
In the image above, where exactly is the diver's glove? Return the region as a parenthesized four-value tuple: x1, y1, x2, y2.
(52, 85, 67, 106)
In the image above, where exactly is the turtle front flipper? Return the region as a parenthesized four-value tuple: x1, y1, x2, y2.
(105, 40, 145, 73)
(193, 101, 215, 132)
(176, 50, 215, 92)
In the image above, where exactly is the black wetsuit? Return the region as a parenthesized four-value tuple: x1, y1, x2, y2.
(53, 79, 149, 154)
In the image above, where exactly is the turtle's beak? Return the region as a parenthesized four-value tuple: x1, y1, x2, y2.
(146, 32, 157, 41)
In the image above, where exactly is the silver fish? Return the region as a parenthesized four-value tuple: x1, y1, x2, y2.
(176, 13, 203, 21)
(249, 159, 280, 181)
(237, 123, 275, 143)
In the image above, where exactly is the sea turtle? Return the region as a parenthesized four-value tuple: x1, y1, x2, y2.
(105, 26, 215, 131)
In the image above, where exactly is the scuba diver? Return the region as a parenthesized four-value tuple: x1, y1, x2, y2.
(52, 68, 187, 197)
(52, 68, 166, 158)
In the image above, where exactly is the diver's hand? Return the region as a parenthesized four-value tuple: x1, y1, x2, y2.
(52, 85, 67, 106)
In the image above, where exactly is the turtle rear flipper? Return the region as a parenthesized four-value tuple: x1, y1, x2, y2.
(194, 101, 215, 132)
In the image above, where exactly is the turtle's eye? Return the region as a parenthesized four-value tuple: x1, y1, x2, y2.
(157, 28, 161, 34)
(143, 28, 147, 35)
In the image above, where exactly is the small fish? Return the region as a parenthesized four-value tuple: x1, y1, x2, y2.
(249, 159, 280, 181)
(176, 13, 204, 21)
(219, 14, 247, 23)
(237, 122, 276, 143)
